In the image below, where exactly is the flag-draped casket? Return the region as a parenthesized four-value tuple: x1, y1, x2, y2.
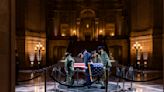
(74, 63, 104, 77)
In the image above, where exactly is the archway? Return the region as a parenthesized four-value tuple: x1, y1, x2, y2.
(79, 9, 96, 41)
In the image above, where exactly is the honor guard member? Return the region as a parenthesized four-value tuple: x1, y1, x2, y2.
(91, 50, 104, 85)
(91, 50, 101, 63)
(98, 46, 112, 89)
(64, 52, 75, 86)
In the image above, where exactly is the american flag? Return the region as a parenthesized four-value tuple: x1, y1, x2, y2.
(90, 63, 104, 76)
(74, 63, 104, 77)
(74, 63, 85, 68)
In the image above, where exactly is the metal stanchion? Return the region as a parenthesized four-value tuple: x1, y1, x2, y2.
(119, 66, 127, 92)
(105, 67, 109, 92)
(105, 62, 110, 92)
(44, 69, 47, 92)
(52, 67, 57, 91)
(58, 67, 61, 81)
(76, 68, 79, 85)
(115, 66, 121, 92)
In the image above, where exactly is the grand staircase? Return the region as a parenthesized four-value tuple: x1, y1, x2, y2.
(67, 40, 108, 56)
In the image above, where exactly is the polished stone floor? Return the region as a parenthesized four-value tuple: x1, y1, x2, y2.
(16, 81, 163, 92)
(16, 69, 163, 92)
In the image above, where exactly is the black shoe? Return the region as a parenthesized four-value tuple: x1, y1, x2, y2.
(83, 82, 87, 86)
(100, 86, 105, 89)
(67, 86, 71, 88)
(87, 85, 91, 88)
(83, 82, 91, 86)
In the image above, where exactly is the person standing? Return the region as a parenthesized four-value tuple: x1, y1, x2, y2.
(91, 50, 101, 63)
(64, 52, 75, 86)
(91, 50, 105, 86)
(98, 46, 112, 89)
(78, 49, 92, 87)
(82, 49, 91, 66)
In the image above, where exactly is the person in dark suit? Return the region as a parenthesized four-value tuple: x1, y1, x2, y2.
(78, 49, 92, 87)
(82, 49, 91, 66)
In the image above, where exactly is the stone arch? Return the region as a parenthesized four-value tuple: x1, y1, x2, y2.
(80, 9, 96, 18)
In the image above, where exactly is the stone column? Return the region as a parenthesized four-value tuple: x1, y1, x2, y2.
(76, 18, 80, 40)
(163, 0, 164, 85)
(152, 0, 163, 70)
(53, 11, 59, 36)
(16, 0, 26, 68)
(116, 11, 122, 36)
(95, 18, 99, 40)
(0, 0, 15, 91)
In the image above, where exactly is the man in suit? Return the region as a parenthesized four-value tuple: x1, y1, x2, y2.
(78, 49, 92, 87)
(82, 49, 91, 66)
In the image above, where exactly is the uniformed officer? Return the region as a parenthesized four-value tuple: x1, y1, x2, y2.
(64, 52, 75, 86)
(91, 50, 101, 63)
(98, 46, 112, 89)
(91, 50, 105, 86)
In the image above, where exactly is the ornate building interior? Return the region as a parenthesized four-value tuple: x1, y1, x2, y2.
(0, 0, 163, 92)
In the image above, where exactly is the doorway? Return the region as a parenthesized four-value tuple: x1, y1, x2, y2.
(109, 46, 123, 64)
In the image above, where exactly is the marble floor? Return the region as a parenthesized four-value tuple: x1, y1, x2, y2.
(16, 71, 163, 92)
(16, 81, 163, 92)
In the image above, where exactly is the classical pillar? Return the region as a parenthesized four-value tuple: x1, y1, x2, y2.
(116, 11, 123, 36)
(76, 18, 80, 40)
(102, 19, 105, 36)
(95, 18, 99, 40)
(0, 0, 15, 91)
(54, 11, 60, 36)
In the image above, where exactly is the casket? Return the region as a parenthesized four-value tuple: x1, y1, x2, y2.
(74, 63, 104, 77)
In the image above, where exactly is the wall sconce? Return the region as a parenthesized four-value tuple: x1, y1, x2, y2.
(35, 42, 45, 65)
(133, 42, 142, 68)
(133, 42, 142, 50)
